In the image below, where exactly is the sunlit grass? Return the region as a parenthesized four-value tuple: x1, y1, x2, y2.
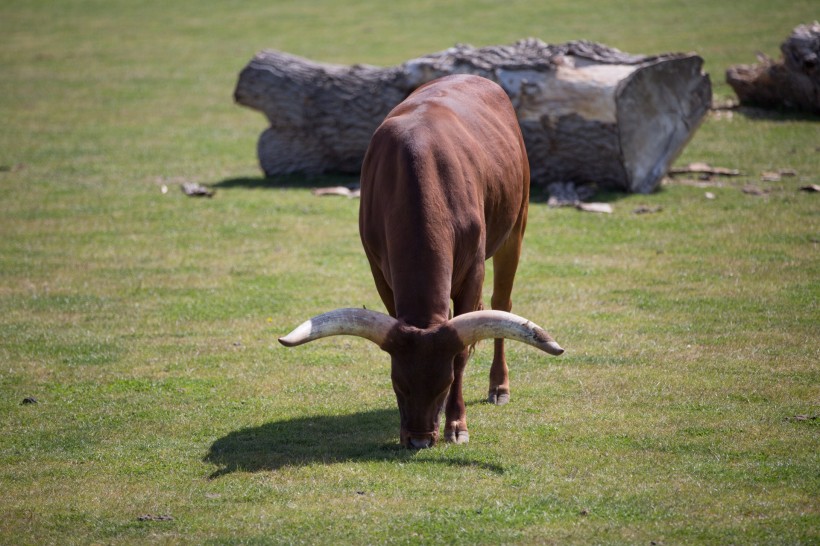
(0, 0, 818, 544)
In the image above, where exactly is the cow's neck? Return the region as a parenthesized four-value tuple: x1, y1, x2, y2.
(391, 268, 452, 330)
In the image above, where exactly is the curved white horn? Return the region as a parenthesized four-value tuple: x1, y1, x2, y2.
(278, 308, 398, 348)
(449, 310, 564, 356)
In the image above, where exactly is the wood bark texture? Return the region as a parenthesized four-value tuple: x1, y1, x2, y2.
(726, 22, 820, 115)
(235, 39, 712, 193)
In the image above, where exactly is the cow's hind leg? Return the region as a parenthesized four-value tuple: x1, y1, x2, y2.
(488, 220, 526, 406)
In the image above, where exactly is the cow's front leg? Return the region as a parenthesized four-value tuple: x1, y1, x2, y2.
(447, 262, 484, 443)
(444, 348, 470, 444)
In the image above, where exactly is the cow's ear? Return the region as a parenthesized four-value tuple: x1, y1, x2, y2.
(279, 308, 398, 349)
(448, 310, 564, 356)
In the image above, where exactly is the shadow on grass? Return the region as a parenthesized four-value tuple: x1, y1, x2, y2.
(215, 168, 680, 206)
(212, 173, 360, 191)
(217, 174, 634, 205)
(204, 407, 505, 478)
(729, 105, 820, 123)
(528, 185, 629, 204)
(217, 174, 632, 197)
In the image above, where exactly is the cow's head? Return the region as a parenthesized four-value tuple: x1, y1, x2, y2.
(279, 308, 563, 449)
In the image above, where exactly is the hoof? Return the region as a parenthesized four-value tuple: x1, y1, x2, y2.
(488, 389, 510, 406)
(444, 430, 470, 444)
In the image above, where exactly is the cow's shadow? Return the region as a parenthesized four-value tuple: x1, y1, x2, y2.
(204, 405, 503, 479)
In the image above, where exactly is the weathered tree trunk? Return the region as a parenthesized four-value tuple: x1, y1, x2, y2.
(726, 22, 820, 115)
(235, 39, 711, 193)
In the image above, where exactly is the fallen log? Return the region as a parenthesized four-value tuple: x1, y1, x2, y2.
(235, 39, 711, 193)
(726, 22, 820, 114)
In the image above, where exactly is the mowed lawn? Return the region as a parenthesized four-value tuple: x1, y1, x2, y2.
(0, 0, 818, 544)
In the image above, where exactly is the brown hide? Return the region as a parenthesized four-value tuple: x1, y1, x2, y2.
(358, 74, 530, 447)
(360, 74, 529, 326)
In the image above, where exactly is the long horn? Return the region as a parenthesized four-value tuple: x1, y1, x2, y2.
(448, 310, 564, 356)
(278, 308, 398, 348)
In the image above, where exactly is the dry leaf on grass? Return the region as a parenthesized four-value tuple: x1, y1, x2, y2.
(633, 205, 663, 214)
(784, 414, 818, 422)
(742, 185, 771, 196)
(311, 186, 360, 198)
(576, 202, 613, 214)
(761, 169, 797, 182)
(137, 514, 174, 522)
(668, 162, 741, 177)
(181, 182, 214, 198)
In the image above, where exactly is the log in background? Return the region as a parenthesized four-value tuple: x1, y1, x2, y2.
(235, 39, 712, 194)
(726, 22, 820, 115)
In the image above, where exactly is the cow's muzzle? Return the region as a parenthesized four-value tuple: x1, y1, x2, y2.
(401, 429, 438, 450)
(409, 437, 433, 449)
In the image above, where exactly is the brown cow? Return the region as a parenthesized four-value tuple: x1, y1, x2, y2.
(280, 74, 563, 448)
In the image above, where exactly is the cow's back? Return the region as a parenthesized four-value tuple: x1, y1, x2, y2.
(359, 75, 529, 325)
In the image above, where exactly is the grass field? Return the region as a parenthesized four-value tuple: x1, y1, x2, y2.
(1, 0, 818, 544)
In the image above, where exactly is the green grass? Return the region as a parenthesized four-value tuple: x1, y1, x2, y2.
(1, 0, 818, 544)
